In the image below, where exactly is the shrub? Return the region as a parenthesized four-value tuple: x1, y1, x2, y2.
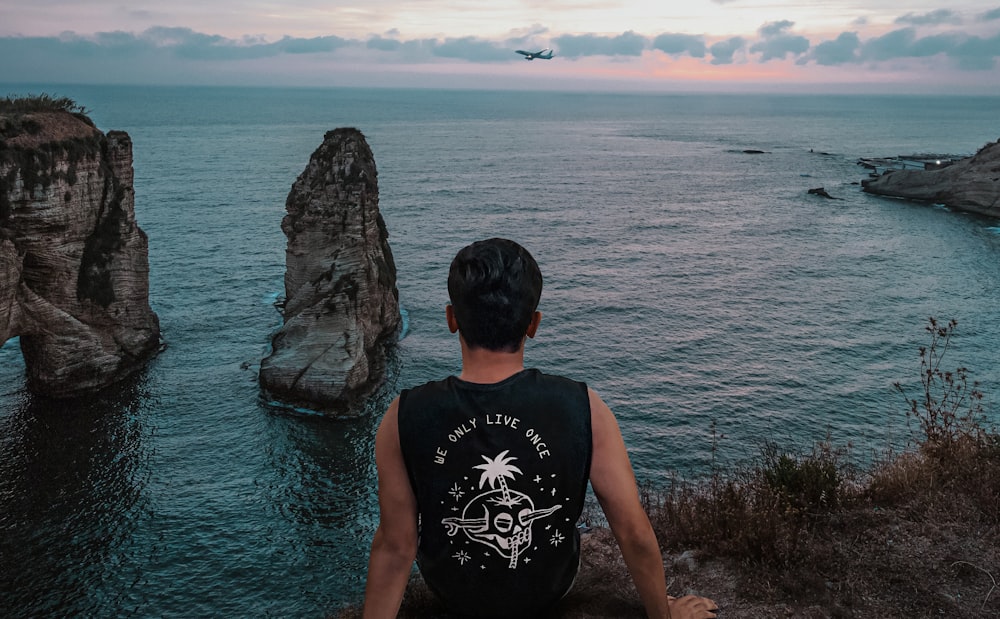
(761, 441, 843, 511)
(893, 317, 986, 455)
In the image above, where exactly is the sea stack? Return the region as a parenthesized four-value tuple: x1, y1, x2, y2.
(259, 128, 401, 414)
(862, 138, 1000, 218)
(0, 97, 161, 397)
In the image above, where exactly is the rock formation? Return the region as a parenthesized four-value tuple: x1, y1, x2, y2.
(808, 187, 839, 200)
(0, 100, 161, 397)
(862, 139, 1000, 218)
(259, 128, 401, 413)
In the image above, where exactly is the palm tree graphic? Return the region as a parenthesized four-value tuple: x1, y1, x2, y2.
(473, 450, 522, 505)
(473, 450, 528, 568)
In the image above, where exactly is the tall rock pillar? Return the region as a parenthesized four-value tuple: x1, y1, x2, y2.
(260, 128, 401, 413)
(0, 102, 161, 397)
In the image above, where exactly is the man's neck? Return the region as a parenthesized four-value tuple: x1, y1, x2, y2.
(457, 341, 526, 384)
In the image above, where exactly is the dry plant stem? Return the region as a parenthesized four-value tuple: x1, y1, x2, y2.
(950, 561, 998, 612)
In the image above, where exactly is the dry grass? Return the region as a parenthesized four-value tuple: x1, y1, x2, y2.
(644, 430, 1000, 618)
(640, 318, 1000, 617)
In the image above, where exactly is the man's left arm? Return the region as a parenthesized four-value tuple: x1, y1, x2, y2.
(363, 398, 418, 618)
(588, 388, 718, 619)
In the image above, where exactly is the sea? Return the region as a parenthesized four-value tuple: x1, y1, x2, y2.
(1, 85, 998, 617)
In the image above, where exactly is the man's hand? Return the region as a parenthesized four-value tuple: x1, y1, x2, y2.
(668, 594, 719, 618)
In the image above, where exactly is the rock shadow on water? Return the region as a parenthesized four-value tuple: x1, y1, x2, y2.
(0, 369, 155, 616)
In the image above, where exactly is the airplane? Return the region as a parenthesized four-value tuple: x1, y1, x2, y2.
(515, 48, 554, 60)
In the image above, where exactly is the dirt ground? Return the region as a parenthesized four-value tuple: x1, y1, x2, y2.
(340, 510, 999, 619)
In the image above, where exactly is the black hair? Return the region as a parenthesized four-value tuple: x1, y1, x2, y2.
(447, 238, 543, 352)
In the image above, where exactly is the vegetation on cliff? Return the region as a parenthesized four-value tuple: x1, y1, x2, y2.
(338, 318, 998, 618)
(0, 93, 92, 134)
(1, 94, 103, 223)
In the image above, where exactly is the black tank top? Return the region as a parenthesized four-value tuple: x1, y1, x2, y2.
(398, 369, 592, 618)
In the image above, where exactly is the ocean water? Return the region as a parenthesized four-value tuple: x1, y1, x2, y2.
(1, 85, 999, 616)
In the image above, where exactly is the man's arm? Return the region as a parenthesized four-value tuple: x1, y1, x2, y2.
(588, 388, 717, 619)
(363, 398, 418, 618)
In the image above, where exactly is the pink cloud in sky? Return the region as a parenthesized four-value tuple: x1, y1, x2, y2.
(0, 5, 998, 94)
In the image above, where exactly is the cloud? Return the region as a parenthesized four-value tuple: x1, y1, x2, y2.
(908, 33, 963, 57)
(366, 34, 442, 57)
(862, 28, 918, 61)
(144, 27, 224, 49)
(951, 33, 1000, 69)
(810, 32, 861, 65)
(709, 37, 745, 64)
(0, 27, 357, 68)
(274, 35, 349, 55)
(431, 36, 509, 62)
(758, 20, 795, 38)
(651, 33, 706, 58)
(139, 27, 348, 61)
(860, 28, 964, 62)
(552, 31, 647, 57)
(792, 26, 998, 71)
(367, 35, 402, 52)
(895, 10, 962, 27)
(505, 23, 550, 43)
(0, 18, 997, 88)
(751, 21, 809, 61)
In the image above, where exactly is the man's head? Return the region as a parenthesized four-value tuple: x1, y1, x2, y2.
(447, 238, 543, 353)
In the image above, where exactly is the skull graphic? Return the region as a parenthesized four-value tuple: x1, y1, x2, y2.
(442, 451, 562, 568)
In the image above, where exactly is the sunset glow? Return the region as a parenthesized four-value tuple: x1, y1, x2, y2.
(1, 1, 998, 93)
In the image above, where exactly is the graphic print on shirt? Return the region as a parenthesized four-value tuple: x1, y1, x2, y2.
(441, 450, 562, 569)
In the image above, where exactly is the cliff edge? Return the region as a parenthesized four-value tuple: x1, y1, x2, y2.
(862, 138, 1000, 218)
(259, 128, 401, 414)
(0, 97, 161, 397)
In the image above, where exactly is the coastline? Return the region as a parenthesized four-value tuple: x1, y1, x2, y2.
(862, 138, 1000, 219)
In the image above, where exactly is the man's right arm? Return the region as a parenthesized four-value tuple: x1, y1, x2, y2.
(363, 398, 418, 618)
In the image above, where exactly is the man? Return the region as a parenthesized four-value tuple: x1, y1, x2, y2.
(364, 238, 717, 618)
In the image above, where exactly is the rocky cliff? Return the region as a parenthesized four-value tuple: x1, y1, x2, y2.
(0, 100, 161, 397)
(862, 139, 1000, 218)
(259, 128, 401, 413)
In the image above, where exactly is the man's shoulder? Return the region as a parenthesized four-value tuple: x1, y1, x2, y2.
(398, 376, 456, 413)
(530, 368, 589, 390)
(400, 370, 589, 403)
(402, 375, 454, 395)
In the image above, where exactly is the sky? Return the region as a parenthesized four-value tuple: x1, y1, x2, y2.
(2, 1, 1000, 93)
